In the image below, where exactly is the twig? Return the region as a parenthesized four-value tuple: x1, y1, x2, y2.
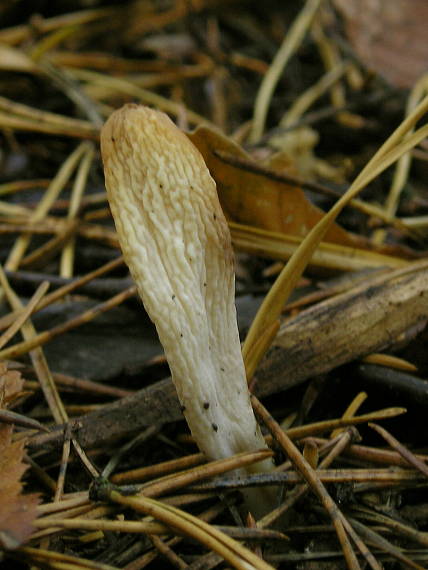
(0, 286, 137, 360)
(54, 423, 73, 502)
(111, 452, 205, 485)
(140, 450, 273, 499)
(107, 489, 275, 570)
(149, 534, 189, 569)
(101, 425, 160, 479)
(251, 395, 378, 570)
(369, 423, 428, 478)
(0, 255, 125, 331)
(0, 280, 49, 350)
(250, 0, 322, 142)
(258, 429, 356, 528)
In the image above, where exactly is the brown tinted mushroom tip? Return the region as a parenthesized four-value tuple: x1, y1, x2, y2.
(101, 104, 276, 518)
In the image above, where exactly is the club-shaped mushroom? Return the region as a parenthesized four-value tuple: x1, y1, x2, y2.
(101, 104, 274, 514)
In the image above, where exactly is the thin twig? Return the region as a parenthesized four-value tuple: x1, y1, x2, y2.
(251, 395, 380, 570)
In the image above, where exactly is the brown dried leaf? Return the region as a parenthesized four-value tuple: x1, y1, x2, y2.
(0, 363, 38, 550)
(188, 125, 365, 247)
(0, 362, 24, 405)
(334, 0, 428, 88)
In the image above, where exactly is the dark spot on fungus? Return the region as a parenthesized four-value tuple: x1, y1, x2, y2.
(203, 282, 207, 287)
(213, 213, 217, 220)
(203, 402, 210, 410)
(212, 423, 218, 432)
(111, 137, 115, 142)
(180, 405, 186, 412)
(180, 333, 183, 338)
(172, 294, 176, 300)
(220, 367, 225, 372)
(159, 183, 163, 189)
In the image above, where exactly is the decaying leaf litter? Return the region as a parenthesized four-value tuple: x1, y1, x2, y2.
(0, 1, 428, 568)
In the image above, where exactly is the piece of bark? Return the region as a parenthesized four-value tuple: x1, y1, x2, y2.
(256, 264, 428, 397)
(28, 264, 428, 454)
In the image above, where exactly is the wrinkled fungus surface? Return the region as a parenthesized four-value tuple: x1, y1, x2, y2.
(101, 105, 271, 469)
